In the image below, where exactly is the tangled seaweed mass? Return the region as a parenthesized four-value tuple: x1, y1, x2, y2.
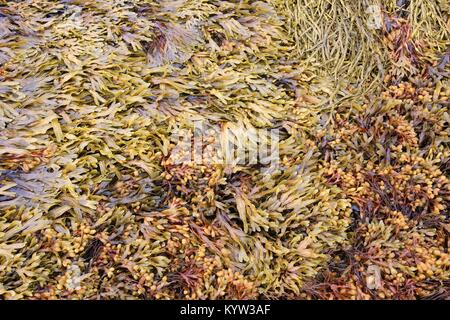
(0, 0, 449, 300)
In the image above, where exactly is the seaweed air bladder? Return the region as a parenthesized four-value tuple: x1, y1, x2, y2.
(0, 0, 448, 300)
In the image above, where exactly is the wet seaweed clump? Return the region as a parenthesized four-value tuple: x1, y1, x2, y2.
(0, 0, 449, 300)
